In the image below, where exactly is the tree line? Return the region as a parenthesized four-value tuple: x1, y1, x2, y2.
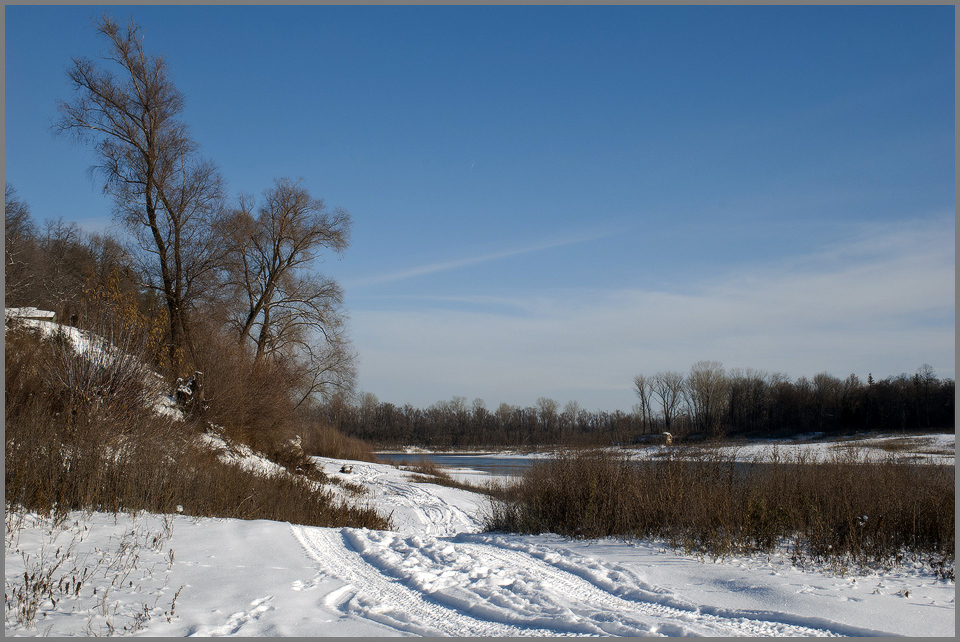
(633, 360, 954, 439)
(319, 360, 954, 449)
(315, 394, 641, 449)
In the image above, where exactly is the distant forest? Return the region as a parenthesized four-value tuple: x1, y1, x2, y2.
(320, 363, 954, 449)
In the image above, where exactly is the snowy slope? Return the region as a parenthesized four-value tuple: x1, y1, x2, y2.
(6, 457, 954, 637)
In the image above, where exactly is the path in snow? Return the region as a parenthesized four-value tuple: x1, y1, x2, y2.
(317, 458, 484, 537)
(292, 526, 559, 636)
(290, 525, 888, 637)
(295, 457, 929, 637)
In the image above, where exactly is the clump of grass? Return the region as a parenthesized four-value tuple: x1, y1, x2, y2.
(484, 447, 954, 573)
(326, 477, 369, 497)
(404, 457, 447, 478)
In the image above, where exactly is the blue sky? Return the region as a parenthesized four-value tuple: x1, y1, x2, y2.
(5, 5, 955, 411)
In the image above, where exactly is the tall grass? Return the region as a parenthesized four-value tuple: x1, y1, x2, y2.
(485, 448, 954, 572)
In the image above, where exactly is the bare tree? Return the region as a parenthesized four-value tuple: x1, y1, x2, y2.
(651, 371, 685, 433)
(536, 397, 559, 440)
(4, 184, 36, 306)
(223, 178, 354, 403)
(37, 218, 91, 318)
(727, 368, 771, 434)
(811, 372, 842, 432)
(56, 14, 226, 371)
(686, 360, 729, 437)
(632, 374, 653, 433)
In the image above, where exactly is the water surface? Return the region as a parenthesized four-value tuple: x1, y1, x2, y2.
(376, 453, 538, 477)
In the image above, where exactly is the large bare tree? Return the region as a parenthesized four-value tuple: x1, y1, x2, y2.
(224, 178, 354, 404)
(56, 15, 225, 371)
(652, 371, 685, 433)
(686, 360, 729, 437)
(632, 374, 653, 433)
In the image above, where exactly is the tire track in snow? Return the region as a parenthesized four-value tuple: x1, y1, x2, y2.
(293, 524, 855, 637)
(454, 541, 843, 637)
(331, 461, 479, 537)
(461, 536, 895, 637)
(377, 477, 478, 536)
(302, 461, 890, 637)
(291, 525, 564, 637)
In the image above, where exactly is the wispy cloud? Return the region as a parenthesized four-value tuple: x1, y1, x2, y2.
(348, 216, 955, 411)
(346, 230, 615, 288)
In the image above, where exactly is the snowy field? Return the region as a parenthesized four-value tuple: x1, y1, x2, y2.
(625, 432, 956, 465)
(5, 455, 955, 637)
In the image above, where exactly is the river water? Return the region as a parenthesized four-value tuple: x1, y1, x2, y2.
(376, 451, 953, 480)
(375, 453, 539, 477)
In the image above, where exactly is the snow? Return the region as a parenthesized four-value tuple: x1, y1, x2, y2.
(6, 317, 96, 356)
(654, 432, 956, 465)
(5, 307, 56, 321)
(6, 457, 954, 637)
(197, 431, 290, 479)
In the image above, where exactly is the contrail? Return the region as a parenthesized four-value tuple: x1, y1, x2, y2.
(348, 230, 614, 288)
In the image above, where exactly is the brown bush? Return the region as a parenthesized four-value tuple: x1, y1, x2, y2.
(300, 422, 379, 462)
(485, 447, 954, 571)
(186, 322, 303, 455)
(5, 322, 389, 530)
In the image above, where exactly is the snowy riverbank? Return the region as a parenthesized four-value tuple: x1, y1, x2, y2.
(5, 453, 954, 637)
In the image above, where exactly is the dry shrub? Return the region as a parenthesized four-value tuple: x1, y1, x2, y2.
(160, 446, 387, 528)
(486, 450, 641, 538)
(300, 422, 379, 462)
(6, 313, 158, 424)
(5, 322, 389, 530)
(187, 324, 303, 460)
(187, 321, 380, 471)
(406, 457, 448, 478)
(485, 447, 954, 571)
(81, 268, 169, 372)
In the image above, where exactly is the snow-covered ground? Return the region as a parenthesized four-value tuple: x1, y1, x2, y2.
(382, 432, 956, 466)
(623, 432, 956, 465)
(6, 455, 954, 637)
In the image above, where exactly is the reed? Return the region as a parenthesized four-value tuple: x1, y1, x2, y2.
(484, 447, 954, 573)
